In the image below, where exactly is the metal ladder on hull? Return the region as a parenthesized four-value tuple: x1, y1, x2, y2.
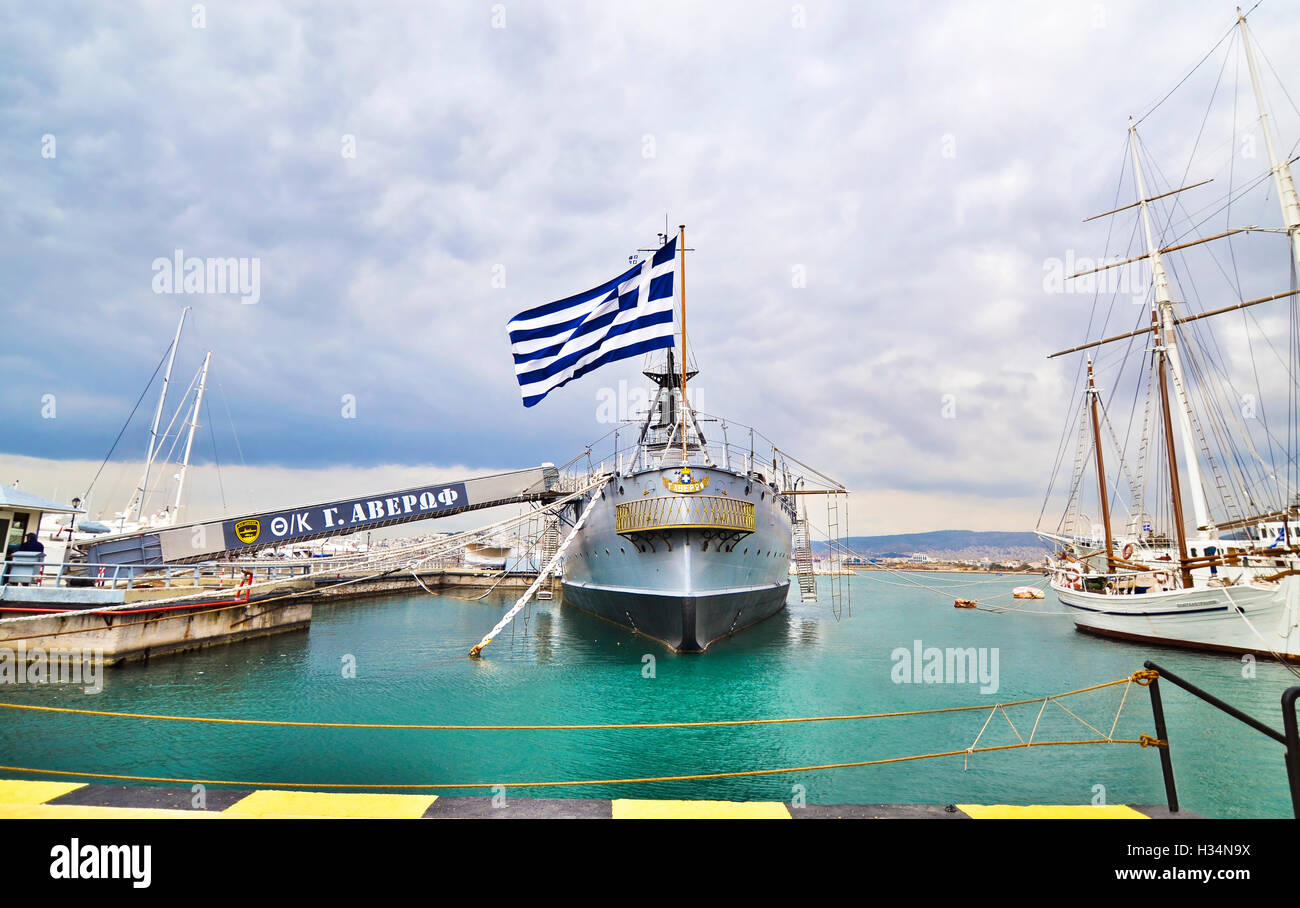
(535, 515, 560, 600)
(793, 512, 817, 603)
(826, 491, 849, 619)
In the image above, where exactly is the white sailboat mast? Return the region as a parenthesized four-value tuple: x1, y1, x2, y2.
(172, 351, 211, 519)
(1238, 8, 1300, 273)
(129, 306, 189, 523)
(1128, 120, 1212, 532)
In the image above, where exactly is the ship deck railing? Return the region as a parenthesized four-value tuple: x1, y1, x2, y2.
(615, 495, 756, 535)
(1047, 559, 1299, 594)
(0, 557, 401, 592)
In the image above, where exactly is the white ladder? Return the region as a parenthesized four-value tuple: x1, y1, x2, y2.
(535, 515, 559, 600)
(826, 491, 849, 619)
(793, 512, 817, 603)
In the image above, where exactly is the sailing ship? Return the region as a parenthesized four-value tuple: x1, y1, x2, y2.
(499, 224, 848, 653)
(43, 307, 215, 563)
(1039, 9, 1300, 661)
(110, 306, 213, 536)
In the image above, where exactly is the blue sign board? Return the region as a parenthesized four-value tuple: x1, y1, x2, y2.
(221, 482, 469, 550)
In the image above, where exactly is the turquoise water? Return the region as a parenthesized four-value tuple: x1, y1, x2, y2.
(1, 573, 1296, 817)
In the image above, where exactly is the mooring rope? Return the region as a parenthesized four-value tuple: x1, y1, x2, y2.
(0, 739, 1156, 792)
(1220, 583, 1300, 679)
(0, 672, 1161, 792)
(0, 674, 1144, 730)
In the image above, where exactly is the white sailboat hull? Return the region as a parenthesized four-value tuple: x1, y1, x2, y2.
(1053, 579, 1300, 660)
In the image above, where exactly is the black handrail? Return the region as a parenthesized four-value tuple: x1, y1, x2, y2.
(1283, 687, 1300, 815)
(1145, 660, 1300, 819)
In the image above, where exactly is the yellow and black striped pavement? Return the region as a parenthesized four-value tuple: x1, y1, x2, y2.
(0, 780, 1192, 819)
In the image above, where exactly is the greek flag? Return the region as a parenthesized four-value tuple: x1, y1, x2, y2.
(509, 237, 678, 407)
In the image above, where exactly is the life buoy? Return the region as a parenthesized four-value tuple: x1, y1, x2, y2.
(1064, 564, 1082, 590)
(1122, 543, 1135, 560)
(1153, 571, 1169, 586)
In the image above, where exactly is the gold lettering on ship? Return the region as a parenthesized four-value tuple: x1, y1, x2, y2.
(662, 468, 709, 494)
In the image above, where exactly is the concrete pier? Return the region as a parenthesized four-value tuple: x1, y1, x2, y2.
(0, 591, 313, 665)
(0, 567, 542, 664)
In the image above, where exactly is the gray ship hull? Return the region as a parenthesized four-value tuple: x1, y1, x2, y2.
(562, 580, 789, 652)
(561, 464, 794, 653)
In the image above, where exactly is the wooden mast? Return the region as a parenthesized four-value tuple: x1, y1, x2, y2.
(1086, 360, 1115, 573)
(1153, 309, 1194, 587)
(678, 223, 688, 465)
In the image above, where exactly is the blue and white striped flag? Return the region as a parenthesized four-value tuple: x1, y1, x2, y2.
(509, 237, 678, 407)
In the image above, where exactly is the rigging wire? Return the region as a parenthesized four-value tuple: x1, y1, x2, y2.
(206, 397, 227, 512)
(1038, 135, 1132, 531)
(79, 342, 175, 505)
(1133, 4, 1253, 126)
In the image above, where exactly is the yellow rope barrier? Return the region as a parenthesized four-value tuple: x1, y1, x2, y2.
(0, 674, 1145, 731)
(0, 738, 1151, 791)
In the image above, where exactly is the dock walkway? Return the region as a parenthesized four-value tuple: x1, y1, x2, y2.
(0, 779, 1190, 819)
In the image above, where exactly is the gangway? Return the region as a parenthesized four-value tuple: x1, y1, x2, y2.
(77, 465, 561, 566)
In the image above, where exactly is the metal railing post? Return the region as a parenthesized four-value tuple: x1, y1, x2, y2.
(1282, 687, 1300, 820)
(1143, 669, 1180, 813)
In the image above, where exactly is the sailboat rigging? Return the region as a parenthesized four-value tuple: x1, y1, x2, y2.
(1038, 7, 1300, 663)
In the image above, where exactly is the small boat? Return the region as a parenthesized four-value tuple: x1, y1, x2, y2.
(954, 599, 978, 609)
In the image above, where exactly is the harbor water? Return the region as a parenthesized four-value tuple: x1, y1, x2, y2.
(1, 572, 1294, 817)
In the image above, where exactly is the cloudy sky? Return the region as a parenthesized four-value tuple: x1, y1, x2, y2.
(3, 0, 1299, 535)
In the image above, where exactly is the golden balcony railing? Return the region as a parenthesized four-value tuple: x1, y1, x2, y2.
(615, 495, 755, 535)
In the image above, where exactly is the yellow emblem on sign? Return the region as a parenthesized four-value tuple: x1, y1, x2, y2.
(662, 468, 709, 494)
(235, 519, 261, 544)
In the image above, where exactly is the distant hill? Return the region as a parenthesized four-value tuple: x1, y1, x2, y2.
(814, 530, 1050, 564)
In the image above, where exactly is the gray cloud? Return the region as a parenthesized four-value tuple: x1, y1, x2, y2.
(3, 0, 1299, 534)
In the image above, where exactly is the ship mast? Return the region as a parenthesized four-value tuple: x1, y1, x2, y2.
(128, 306, 189, 524)
(678, 223, 688, 465)
(1129, 119, 1209, 575)
(1086, 360, 1115, 573)
(1151, 309, 1193, 587)
(636, 222, 706, 469)
(1238, 8, 1300, 273)
(172, 351, 211, 520)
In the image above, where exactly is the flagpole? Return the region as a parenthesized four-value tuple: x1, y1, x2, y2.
(678, 223, 688, 465)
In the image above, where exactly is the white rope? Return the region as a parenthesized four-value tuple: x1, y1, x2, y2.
(965, 685, 1135, 769)
(468, 484, 605, 657)
(1221, 583, 1300, 679)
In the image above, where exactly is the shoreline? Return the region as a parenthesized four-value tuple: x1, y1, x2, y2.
(850, 565, 1045, 576)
